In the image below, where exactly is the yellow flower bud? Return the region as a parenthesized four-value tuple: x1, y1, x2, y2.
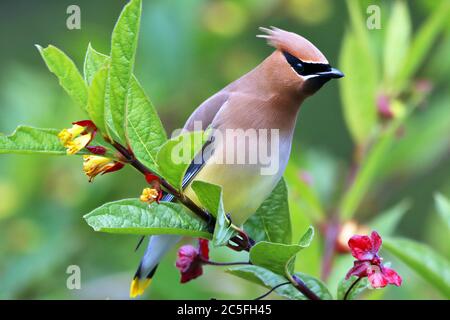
(58, 124, 85, 144)
(140, 188, 160, 204)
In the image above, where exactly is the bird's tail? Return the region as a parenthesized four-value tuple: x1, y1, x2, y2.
(130, 234, 181, 298)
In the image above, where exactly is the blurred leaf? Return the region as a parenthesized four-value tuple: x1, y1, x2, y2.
(191, 180, 235, 247)
(369, 199, 411, 236)
(249, 227, 314, 275)
(379, 96, 450, 177)
(339, 31, 378, 145)
(108, 0, 142, 142)
(126, 78, 167, 172)
(87, 67, 109, 136)
(84, 43, 109, 85)
(36, 45, 88, 111)
(0, 126, 76, 155)
(84, 198, 211, 238)
(383, 237, 450, 298)
(284, 163, 325, 223)
(337, 276, 369, 300)
(244, 178, 291, 244)
(345, 0, 373, 58)
(394, 0, 450, 92)
(227, 265, 331, 300)
(156, 131, 206, 190)
(384, 1, 411, 85)
(434, 193, 450, 230)
(339, 107, 406, 220)
(0, 209, 77, 299)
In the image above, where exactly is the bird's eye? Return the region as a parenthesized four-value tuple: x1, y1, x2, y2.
(296, 63, 304, 72)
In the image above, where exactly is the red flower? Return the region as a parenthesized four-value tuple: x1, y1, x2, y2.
(175, 239, 209, 283)
(346, 231, 402, 288)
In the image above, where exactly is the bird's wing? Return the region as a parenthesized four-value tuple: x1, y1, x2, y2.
(168, 91, 230, 196)
(183, 92, 230, 131)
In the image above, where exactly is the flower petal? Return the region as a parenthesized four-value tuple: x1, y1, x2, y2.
(345, 261, 370, 279)
(383, 267, 402, 287)
(367, 265, 388, 288)
(348, 235, 375, 260)
(370, 231, 382, 253)
(199, 239, 209, 260)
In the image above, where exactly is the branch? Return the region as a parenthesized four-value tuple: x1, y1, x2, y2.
(112, 141, 254, 252)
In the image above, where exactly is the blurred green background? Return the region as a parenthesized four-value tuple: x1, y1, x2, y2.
(0, 0, 449, 299)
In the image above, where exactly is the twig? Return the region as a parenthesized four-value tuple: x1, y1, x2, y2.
(284, 257, 321, 300)
(321, 217, 340, 281)
(291, 274, 321, 300)
(343, 277, 362, 300)
(254, 281, 291, 300)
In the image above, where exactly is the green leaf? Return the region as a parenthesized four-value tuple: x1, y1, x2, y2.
(339, 110, 406, 220)
(36, 45, 88, 111)
(126, 77, 167, 172)
(394, 0, 450, 92)
(369, 199, 411, 236)
(156, 131, 207, 191)
(434, 193, 450, 231)
(0, 126, 79, 155)
(378, 95, 450, 177)
(227, 265, 332, 300)
(84, 43, 109, 85)
(108, 0, 142, 142)
(339, 31, 378, 145)
(244, 178, 292, 244)
(337, 276, 369, 300)
(191, 181, 236, 247)
(84, 198, 211, 238)
(383, 237, 450, 298)
(87, 67, 109, 135)
(384, 0, 411, 85)
(249, 227, 314, 275)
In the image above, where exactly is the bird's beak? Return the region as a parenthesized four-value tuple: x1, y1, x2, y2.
(316, 67, 344, 79)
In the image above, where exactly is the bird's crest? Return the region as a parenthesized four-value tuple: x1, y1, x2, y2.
(257, 26, 328, 64)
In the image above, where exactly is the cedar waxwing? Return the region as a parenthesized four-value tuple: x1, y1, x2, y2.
(130, 27, 343, 297)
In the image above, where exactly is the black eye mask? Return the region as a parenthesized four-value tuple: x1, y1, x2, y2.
(282, 51, 331, 76)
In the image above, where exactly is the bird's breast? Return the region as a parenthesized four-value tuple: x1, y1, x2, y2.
(184, 128, 293, 226)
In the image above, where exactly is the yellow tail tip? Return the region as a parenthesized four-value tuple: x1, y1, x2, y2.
(130, 277, 152, 298)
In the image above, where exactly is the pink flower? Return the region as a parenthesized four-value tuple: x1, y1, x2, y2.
(377, 95, 394, 119)
(345, 231, 402, 288)
(175, 239, 209, 283)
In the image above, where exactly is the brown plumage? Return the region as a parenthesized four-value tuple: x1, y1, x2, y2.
(257, 26, 329, 64)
